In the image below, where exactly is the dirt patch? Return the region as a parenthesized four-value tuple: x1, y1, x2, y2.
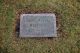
(13, 7, 62, 40)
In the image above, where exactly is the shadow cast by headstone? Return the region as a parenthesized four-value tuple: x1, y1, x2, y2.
(15, 17, 20, 38)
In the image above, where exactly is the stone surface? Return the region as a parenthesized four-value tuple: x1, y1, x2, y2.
(20, 14, 57, 37)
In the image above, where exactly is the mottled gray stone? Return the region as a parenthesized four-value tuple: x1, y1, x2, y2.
(20, 14, 57, 37)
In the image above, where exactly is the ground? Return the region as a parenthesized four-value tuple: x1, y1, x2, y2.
(0, 0, 80, 53)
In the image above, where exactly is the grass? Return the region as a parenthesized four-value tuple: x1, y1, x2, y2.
(0, 0, 80, 53)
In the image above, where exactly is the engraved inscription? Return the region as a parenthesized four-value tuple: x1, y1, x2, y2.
(20, 14, 57, 37)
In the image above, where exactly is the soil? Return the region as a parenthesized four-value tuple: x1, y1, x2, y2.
(14, 7, 62, 40)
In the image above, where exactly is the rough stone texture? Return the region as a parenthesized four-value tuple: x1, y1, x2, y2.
(20, 14, 57, 37)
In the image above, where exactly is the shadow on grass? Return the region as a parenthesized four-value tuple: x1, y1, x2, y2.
(76, 40, 80, 49)
(0, 47, 9, 53)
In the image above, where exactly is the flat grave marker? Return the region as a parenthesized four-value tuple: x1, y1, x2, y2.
(20, 14, 57, 37)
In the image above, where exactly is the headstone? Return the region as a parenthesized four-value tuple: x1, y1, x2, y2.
(20, 14, 57, 37)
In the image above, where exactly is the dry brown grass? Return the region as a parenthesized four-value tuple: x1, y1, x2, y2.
(0, 0, 80, 53)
